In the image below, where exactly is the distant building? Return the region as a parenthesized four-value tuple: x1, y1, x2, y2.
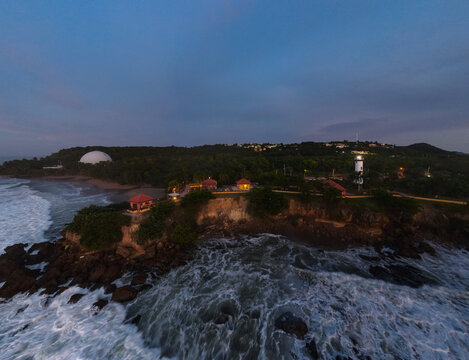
(79, 151, 112, 164)
(355, 155, 364, 173)
(202, 178, 217, 190)
(236, 178, 251, 191)
(128, 194, 155, 213)
(42, 164, 63, 170)
(168, 192, 180, 202)
(398, 167, 405, 179)
(424, 166, 432, 178)
(323, 179, 346, 196)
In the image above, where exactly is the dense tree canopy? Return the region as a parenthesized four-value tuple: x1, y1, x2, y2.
(1, 142, 468, 198)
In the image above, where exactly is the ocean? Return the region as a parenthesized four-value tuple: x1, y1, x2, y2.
(0, 178, 468, 359)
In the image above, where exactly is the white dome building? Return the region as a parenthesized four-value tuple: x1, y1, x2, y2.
(79, 151, 112, 164)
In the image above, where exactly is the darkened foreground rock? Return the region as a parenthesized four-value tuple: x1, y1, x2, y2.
(0, 236, 191, 302)
(111, 286, 137, 302)
(306, 338, 319, 359)
(92, 299, 109, 314)
(369, 264, 438, 288)
(68, 293, 85, 304)
(274, 312, 308, 339)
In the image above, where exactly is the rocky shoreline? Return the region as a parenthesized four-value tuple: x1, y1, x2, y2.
(1, 194, 467, 309)
(0, 235, 190, 309)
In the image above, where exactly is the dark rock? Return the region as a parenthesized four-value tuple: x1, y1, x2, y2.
(131, 273, 147, 285)
(139, 284, 152, 292)
(306, 338, 319, 359)
(4, 243, 27, 263)
(88, 264, 106, 283)
(0, 272, 36, 298)
(15, 305, 28, 315)
(131, 315, 141, 325)
(92, 299, 108, 314)
(214, 314, 230, 324)
(0, 258, 18, 280)
(104, 283, 116, 295)
(124, 314, 142, 326)
(68, 293, 85, 304)
(274, 312, 308, 339)
(111, 286, 137, 302)
(369, 264, 437, 288)
(358, 254, 381, 262)
(100, 264, 122, 283)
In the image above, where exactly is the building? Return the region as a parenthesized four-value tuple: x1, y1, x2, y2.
(355, 155, 364, 173)
(128, 194, 155, 213)
(168, 192, 180, 201)
(79, 151, 112, 164)
(42, 164, 63, 170)
(201, 178, 217, 190)
(323, 179, 346, 196)
(236, 178, 251, 190)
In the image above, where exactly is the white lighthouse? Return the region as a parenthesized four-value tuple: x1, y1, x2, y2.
(355, 155, 364, 173)
(354, 155, 364, 188)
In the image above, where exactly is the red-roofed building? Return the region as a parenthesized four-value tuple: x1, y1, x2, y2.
(202, 178, 217, 190)
(323, 179, 346, 196)
(128, 194, 155, 213)
(236, 178, 251, 190)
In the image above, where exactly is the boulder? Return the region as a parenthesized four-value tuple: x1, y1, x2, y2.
(88, 264, 106, 282)
(3, 243, 27, 263)
(274, 312, 308, 339)
(92, 299, 108, 314)
(111, 286, 137, 302)
(104, 283, 116, 295)
(100, 264, 122, 283)
(306, 338, 319, 359)
(68, 293, 85, 304)
(131, 273, 147, 286)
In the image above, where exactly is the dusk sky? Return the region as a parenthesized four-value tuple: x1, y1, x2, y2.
(1, 1, 468, 156)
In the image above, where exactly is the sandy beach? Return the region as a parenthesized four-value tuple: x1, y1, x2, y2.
(41, 175, 166, 201)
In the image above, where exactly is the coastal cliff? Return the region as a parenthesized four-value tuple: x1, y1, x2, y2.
(1, 194, 467, 303)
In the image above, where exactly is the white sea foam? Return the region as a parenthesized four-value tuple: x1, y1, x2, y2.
(0, 179, 52, 254)
(0, 287, 161, 360)
(0, 179, 468, 359)
(127, 236, 469, 359)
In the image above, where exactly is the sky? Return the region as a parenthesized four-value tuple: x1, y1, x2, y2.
(1, 1, 468, 156)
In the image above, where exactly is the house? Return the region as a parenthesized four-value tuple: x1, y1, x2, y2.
(323, 179, 346, 196)
(128, 194, 155, 213)
(168, 192, 180, 202)
(236, 178, 251, 190)
(202, 178, 217, 190)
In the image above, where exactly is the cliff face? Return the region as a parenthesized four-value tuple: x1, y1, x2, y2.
(197, 197, 388, 230)
(197, 196, 252, 224)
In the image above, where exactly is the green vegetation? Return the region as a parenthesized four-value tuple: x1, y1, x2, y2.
(363, 189, 420, 223)
(246, 187, 288, 217)
(181, 190, 215, 208)
(1, 142, 468, 199)
(135, 201, 175, 245)
(66, 204, 131, 251)
(171, 223, 199, 244)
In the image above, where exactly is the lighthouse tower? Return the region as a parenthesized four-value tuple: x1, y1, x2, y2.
(354, 155, 364, 189)
(355, 155, 364, 173)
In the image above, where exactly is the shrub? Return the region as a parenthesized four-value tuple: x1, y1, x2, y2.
(171, 223, 198, 244)
(66, 204, 131, 251)
(246, 186, 288, 217)
(371, 189, 420, 223)
(181, 190, 214, 208)
(135, 201, 175, 245)
(322, 186, 342, 206)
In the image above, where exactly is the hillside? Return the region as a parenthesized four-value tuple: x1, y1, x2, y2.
(1, 142, 468, 198)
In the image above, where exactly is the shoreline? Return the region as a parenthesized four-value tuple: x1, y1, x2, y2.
(39, 175, 167, 201)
